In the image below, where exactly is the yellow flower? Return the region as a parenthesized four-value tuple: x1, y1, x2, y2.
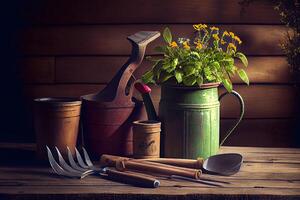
(212, 34, 220, 41)
(229, 31, 235, 38)
(222, 31, 230, 37)
(196, 43, 203, 49)
(194, 40, 203, 49)
(193, 24, 207, 31)
(234, 35, 242, 44)
(227, 42, 237, 52)
(210, 26, 219, 31)
(183, 41, 190, 50)
(169, 41, 178, 48)
(193, 24, 200, 30)
(221, 39, 226, 45)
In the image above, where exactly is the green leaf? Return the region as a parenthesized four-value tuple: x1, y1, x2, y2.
(212, 61, 221, 70)
(222, 58, 234, 66)
(222, 78, 233, 93)
(203, 67, 214, 81)
(154, 46, 167, 53)
(165, 59, 177, 73)
(183, 65, 195, 76)
(183, 75, 196, 86)
(196, 76, 203, 86)
(159, 71, 173, 83)
(163, 27, 172, 44)
(152, 60, 163, 81)
(235, 52, 248, 67)
(171, 58, 178, 67)
(195, 61, 202, 70)
(175, 70, 183, 83)
(189, 51, 200, 59)
(141, 70, 154, 84)
(237, 69, 249, 85)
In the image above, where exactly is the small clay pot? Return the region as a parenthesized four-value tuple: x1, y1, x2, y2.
(132, 120, 161, 159)
(34, 97, 81, 160)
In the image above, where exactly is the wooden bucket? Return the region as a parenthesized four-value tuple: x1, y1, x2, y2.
(34, 98, 81, 160)
(132, 120, 161, 159)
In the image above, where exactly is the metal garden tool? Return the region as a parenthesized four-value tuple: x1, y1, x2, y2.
(46, 146, 160, 188)
(81, 31, 160, 159)
(142, 153, 243, 176)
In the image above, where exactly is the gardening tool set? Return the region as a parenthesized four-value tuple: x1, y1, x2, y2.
(34, 30, 244, 188)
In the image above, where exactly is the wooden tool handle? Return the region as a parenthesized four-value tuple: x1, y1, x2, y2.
(100, 154, 129, 167)
(105, 168, 160, 188)
(140, 158, 204, 169)
(116, 159, 202, 180)
(100, 154, 204, 169)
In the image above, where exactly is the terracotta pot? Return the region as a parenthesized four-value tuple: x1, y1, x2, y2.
(34, 98, 81, 160)
(132, 120, 161, 159)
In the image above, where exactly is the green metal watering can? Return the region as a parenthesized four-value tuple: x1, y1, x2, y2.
(134, 82, 244, 159)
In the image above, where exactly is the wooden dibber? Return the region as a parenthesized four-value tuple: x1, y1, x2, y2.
(100, 154, 202, 180)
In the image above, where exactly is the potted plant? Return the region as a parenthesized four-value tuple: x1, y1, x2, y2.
(142, 24, 249, 159)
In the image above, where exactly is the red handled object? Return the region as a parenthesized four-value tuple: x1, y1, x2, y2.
(134, 82, 158, 121)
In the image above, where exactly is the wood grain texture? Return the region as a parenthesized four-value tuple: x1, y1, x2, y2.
(22, 0, 281, 24)
(23, 84, 104, 99)
(221, 119, 299, 147)
(18, 57, 55, 83)
(20, 25, 287, 56)
(0, 146, 299, 199)
(55, 56, 127, 84)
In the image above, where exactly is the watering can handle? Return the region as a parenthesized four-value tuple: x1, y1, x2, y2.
(219, 90, 245, 146)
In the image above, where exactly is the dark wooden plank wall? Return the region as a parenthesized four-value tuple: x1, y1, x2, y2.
(11, 0, 300, 146)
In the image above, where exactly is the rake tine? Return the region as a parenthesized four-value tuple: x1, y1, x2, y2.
(75, 147, 89, 169)
(55, 147, 83, 174)
(67, 147, 87, 172)
(82, 147, 104, 172)
(46, 146, 80, 178)
(82, 147, 93, 167)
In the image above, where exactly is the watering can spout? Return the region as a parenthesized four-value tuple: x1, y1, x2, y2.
(134, 82, 158, 121)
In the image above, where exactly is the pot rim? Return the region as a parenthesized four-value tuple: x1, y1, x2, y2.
(162, 82, 220, 89)
(34, 97, 82, 106)
(133, 120, 161, 126)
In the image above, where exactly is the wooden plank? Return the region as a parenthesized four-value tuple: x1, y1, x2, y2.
(18, 57, 55, 83)
(23, 84, 104, 99)
(54, 56, 295, 84)
(0, 159, 300, 189)
(221, 119, 299, 148)
(239, 163, 300, 173)
(22, 0, 281, 24)
(20, 25, 288, 56)
(1, 185, 300, 197)
(55, 56, 128, 84)
(220, 146, 300, 154)
(1, 174, 299, 190)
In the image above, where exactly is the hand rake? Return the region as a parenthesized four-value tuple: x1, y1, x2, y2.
(46, 146, 160, 188)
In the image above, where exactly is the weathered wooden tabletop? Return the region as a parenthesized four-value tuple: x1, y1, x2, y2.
(0, 144, 299, 200)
